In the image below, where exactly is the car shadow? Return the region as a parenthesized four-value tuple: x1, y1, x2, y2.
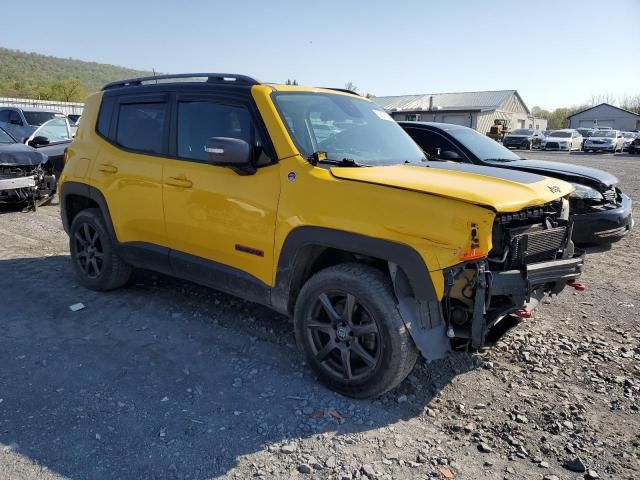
(0, 255, 479, 479)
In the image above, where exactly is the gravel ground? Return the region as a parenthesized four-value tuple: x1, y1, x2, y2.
(0, 151, 638, 480)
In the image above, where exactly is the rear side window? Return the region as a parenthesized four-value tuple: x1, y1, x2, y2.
(116, 103, 166, 154)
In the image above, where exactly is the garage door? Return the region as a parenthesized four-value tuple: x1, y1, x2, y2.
(442, 115, 467, 126)
(580, 119, 614, 128)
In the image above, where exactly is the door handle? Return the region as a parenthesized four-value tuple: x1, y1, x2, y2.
(98, 163, 118, 174)
(165, 176, 193, 189)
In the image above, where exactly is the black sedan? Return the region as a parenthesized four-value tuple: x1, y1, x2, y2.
(400, 121, 634, 245)
(501, 128, 544, 150)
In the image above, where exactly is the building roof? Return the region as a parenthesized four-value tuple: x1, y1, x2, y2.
(372, 89, 528, 114)
(567, 102, 640, 118)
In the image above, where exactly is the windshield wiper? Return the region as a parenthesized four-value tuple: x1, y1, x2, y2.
(308, 151, 364, 167)
(483, 158, 517, 163)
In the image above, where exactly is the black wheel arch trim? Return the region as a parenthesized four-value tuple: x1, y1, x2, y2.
(60, 181, 117, 240)
(272, 226, 439, 314)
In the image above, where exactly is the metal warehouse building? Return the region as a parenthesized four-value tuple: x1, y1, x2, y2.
(372, 90, 547, 134)
(567, 103, 640, 131)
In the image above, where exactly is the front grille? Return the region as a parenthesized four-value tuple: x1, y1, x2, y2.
(602, 188, 617, 203)
(509, 226, 567, 266)
(546, 142, 559, 149)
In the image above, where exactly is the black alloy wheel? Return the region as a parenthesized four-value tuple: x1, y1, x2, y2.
(304, 291, 380, 381)
(74, 222, 104, 279)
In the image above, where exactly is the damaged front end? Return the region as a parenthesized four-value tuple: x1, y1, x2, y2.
(0, 145, 57, 210)
(443, 198, 584, 348)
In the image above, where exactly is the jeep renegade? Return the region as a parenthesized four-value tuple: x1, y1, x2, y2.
(59, 73, 584, 398)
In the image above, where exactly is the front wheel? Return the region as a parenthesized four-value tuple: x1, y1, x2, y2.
(294, 263, 418, 398)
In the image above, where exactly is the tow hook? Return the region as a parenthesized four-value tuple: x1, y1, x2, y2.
(567, 280, 586, 292)
(515, 309, 532, 318)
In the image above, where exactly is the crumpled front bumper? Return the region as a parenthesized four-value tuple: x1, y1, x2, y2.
(0, 175, 36, 191)
(447, 252, 585, 349)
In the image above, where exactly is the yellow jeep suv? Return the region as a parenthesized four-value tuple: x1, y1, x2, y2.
(60, 74, 584, 398)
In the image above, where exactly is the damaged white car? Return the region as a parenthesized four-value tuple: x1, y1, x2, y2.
(0, 126, 57, 210)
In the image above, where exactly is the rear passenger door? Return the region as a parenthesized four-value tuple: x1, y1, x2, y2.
(162, 94, 280, 296)
(92, 93, 169, 254)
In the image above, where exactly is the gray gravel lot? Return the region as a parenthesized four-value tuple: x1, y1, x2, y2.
(0, 151, 638, 480)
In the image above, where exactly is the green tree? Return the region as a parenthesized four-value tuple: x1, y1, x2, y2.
(344, 81, 357, 92)
(285, 79, 298, 85)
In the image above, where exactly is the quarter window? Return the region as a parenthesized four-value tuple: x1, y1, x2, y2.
(116, 103, 166, 154)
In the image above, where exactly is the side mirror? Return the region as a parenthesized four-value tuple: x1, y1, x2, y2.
(439, 150, 462, 161)
(10, 118, 23, 126)
(29, 136, 50, 147)
(205, 137, 254, 174)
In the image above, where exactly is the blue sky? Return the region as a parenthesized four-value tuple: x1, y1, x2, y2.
(2, 0, 638, 109)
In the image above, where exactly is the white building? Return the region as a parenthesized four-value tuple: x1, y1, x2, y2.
(567, 103, 640, 131)
(372, 90, 547, 133)
(0, 97, 84, 116)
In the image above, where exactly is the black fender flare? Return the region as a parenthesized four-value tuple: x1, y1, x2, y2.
(60, 181, 117, 241)
(271, 226, 450, 360)
(272, 226, 438, 312)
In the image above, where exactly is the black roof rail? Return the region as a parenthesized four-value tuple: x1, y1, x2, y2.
(102, 73, 260, 90)
(319, 87, 360, 96)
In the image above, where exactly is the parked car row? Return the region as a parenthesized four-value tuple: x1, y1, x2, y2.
(501, 125, 638, 153)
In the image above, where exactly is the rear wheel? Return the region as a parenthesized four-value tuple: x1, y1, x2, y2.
(294, 263, 418, 398)
(69, 208, 132, 291)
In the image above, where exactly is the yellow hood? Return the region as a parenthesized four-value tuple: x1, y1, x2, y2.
(330, 163, 574, 213)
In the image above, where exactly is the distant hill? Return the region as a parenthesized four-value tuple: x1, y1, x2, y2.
(0, 47, 153, 102)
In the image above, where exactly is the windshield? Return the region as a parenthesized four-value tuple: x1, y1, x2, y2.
(23, 111, 59, 126)
(273, 92, 426, 166)
(0, 127, 15, 144)
(510, 129, 534, 135)
(577, 129, 592, 136)
(549, 131, 571, 138)
(30, 118, 71, 143)
(447, 127, 520, 162)
(591, 130, 616, 138)
(622, 132, 634, 138)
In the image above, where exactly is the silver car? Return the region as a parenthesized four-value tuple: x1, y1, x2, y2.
(583, 130, 625, 153)
(541, 129, 583, 151)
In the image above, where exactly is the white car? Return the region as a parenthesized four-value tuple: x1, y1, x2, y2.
(621, 132, 637, 151)
(583, 130, 625, 153)
(541, 129, 583, 151)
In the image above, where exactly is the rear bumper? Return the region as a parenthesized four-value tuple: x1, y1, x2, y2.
(571, 193, 634, 245)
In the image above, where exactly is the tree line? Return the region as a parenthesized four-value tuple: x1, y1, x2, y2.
(0, 47, 152, 102)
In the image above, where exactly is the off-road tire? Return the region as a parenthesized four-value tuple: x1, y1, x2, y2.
(294, 263, 418, 398)
(69, 208, 132, 291)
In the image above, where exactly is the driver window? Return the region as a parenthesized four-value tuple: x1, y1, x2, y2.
(406, 129, 467, 162)
(177, 101, 272, 166)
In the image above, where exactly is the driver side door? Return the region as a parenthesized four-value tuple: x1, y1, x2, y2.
(162, 94, 281, 300)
